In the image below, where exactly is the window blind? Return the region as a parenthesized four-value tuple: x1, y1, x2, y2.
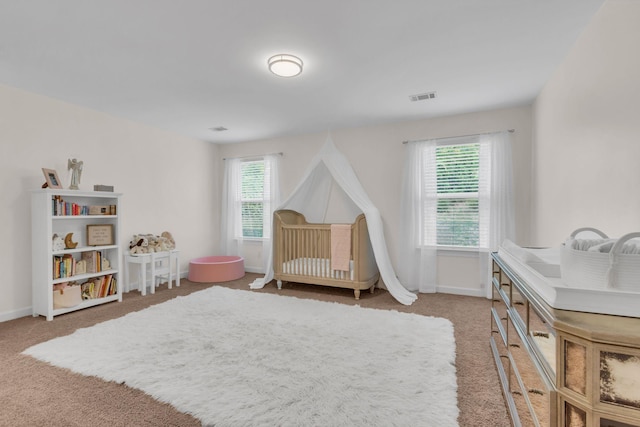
(430, 143, 482, 247)
(240, 160, 265, 238)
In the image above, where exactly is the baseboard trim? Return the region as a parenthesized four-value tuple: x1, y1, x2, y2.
(0, 307, 33, 323)
(436, 285, 484, 298)
(244, 267, 263, 274)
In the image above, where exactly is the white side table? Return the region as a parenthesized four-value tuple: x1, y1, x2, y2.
(123, 250, 180, 295)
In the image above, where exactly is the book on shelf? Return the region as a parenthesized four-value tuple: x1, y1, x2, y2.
(80, 274, 117, 299)
(80, 251, 101, 274)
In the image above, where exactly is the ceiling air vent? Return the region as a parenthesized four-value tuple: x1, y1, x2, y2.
(210, 126, 228, 132)
(409, 92, 437, 102)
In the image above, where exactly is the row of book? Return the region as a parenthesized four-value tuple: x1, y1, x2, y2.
(53, 250, 107, 279)
(51, 196, 117, 216)
(53, 254, 76, 279)
(81, 274, 117, 299)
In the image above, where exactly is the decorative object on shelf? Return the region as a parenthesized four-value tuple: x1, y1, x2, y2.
(52, 234, 65, 251)
(75, 259, 87, 275)
(86, 224, 114, 246)
(93, 184, 114, 192)
(129, 231, 176, 254)
(89, 205, 110, 215)
(42, 168, 62, 189)
(102, 257, 110, 270)
(64, 232, 78, 249)
(67, 158, 83, 190)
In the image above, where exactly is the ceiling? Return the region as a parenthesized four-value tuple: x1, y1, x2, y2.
(0, 0, 605, 144)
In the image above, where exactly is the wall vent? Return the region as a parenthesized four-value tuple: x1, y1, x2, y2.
(209, 126, 228, 132)
(409, 91, 437, 102)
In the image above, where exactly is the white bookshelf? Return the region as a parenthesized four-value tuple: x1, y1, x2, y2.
(31, 189, 122, 320)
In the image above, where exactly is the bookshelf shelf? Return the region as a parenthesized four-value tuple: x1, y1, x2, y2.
(31, 189, 123, 321)
(52, 215, 118, 220)
(52, 245, 118, 255)
(51, 269, 119, 285)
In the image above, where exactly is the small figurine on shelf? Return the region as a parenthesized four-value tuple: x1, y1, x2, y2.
(76, 260, 87, 275)
(52, 234, 65, 251)
(64, 232, 78, 249)
(67, 158, 83, 190)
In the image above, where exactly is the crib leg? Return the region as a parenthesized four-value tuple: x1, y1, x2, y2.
(277, 280, 282, 290)
(354, 289, 360, 300)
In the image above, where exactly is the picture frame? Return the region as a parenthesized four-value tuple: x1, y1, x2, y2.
(86, 224, 115, 246)
(42, 168, 62, 189)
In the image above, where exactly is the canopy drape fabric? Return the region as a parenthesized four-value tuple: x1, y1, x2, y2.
(398, 131, 515, 298)
(250, 137, 417, 306)
(221, 154, 280, 274)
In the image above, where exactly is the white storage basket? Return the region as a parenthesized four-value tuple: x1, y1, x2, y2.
(561, 228, 640, 291)
(608, 232, 640, 291)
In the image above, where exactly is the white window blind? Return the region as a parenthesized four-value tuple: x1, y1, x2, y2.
(240, 160, 265, 238)
(422, 141, 489, 248)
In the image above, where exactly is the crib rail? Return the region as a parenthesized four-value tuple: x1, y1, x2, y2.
(279, 223, 352, 280)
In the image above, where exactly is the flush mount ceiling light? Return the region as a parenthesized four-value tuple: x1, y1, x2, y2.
(268, 54, 303, 77)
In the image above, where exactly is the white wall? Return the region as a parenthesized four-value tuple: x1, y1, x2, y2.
(532, 0, 640, 245)
(218, 106, 532, 295)
(0, 84, 219, 321)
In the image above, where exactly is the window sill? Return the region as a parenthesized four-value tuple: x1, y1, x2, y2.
(422, 246, 490, 257)
(241, 237, 266, 243)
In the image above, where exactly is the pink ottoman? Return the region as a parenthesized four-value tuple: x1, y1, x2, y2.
(188, 256, 245, 283)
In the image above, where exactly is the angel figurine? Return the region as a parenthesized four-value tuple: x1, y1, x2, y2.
(68, 158, 83, 190)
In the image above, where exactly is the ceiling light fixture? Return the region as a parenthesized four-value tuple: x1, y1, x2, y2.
(268, 54, 303, 77)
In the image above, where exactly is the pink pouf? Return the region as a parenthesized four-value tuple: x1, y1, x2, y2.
(188, 256, 245, 283)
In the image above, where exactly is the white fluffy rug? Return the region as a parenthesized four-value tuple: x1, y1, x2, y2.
(24, 287, 458, 426)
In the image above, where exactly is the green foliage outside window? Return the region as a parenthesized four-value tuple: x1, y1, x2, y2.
(241, 161, 265, 238)
(435, 144, 480, 247)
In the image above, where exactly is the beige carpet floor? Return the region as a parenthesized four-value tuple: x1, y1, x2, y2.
(0, 274, 510, 426)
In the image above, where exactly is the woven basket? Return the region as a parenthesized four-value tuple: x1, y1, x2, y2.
(561, 228, 640, 291)
(53, 285, 82, 309)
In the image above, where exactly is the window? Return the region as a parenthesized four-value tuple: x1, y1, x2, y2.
(400, 131, 514, 295)
(240, 160, 266, 238)
(416, 139, 491, 249)
(431, 143, 481, 247)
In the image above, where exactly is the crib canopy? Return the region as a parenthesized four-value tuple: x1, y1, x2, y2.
(251, 136, 417, 305)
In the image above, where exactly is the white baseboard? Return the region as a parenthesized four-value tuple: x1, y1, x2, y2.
(0, 307, 33, 323)
(436, 285, 485, 298)
(243, 266, 263, 274)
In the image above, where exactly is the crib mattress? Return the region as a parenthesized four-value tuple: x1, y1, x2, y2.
(497, 243, 640, 318)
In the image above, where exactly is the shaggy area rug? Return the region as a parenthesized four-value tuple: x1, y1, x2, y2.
(24, 287, 458, 426)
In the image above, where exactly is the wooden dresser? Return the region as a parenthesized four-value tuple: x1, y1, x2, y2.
(491, 252, 640, 427)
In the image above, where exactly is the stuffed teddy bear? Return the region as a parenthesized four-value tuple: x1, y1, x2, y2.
(129, 232, 176, 254)
(161, 231, 176, 249)
(129, 234, 150, 254)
